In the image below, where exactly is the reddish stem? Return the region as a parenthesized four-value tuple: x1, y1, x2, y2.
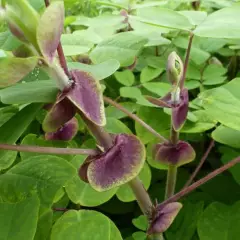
(104, 96, 167, 143)
(0, 143, 98, 155)
(184, 139, 215, 187)
(179, 33, 194, 89)
(52, 208, 69, 212)
(158, 156, 240, 208)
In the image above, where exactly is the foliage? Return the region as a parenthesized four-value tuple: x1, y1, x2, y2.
(0, 0, 240, 240)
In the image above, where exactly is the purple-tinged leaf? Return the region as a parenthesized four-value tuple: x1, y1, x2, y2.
(65, 70, 106, 126)
(172, 88, 189, 131)
(0, 57, 38, 87)
(5, 0, 39, 47)
(42, 98, 76, 133)
(8, 21, 28, 42)
(148, 202, 182, 235)
(84, 134, 145, 191)
(45, 117, 78, 141)
(37, 1, 64, 63)
(153, 140, 196, 166)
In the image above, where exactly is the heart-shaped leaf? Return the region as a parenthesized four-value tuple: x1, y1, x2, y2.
(80, 134, 145, 191)
(153, 141, 196, 167)
(37, 1, 64, 63)
(66, 70, 106, 126)
(0, 57, 38, 87)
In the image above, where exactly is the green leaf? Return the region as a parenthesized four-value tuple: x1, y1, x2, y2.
(0, 80, 58, 104)
(90, 32, 148, 67)
(136, 7, 193, 30)
(8, 155, 76, 209)
(116, 163, 151, 202)
(0, 57, 38, 87)
(178, 11, 207, 26)
(106, 102, 139, 119)
(120, 87, 155, 107)
(203, 76, 226, 86)
(166, 201, 204, 240)
(0, 195, 40, 240)
(20, 134, 77, 161)
(222, 77, 240, 100)
(132, 231, 146, 240)
(132, 215, 148, 231)
(0, 31, 21, 51)
(219, 147, 240, 185)
(65, 155, 117, 207)
(185, 80, 200, 90)
(181, 110, 216, 133)
(0, 103, 42, 170)
(142, 82, 171, 97)
(135, 107, 170, 144)
(194, 4, 240, 39)
(0, 106, 18, 127)
(61, 34, 94, 56)
(212, 125, 240, 149)
(34, 209, 53, 240)
(68, 59, 120, 81)
(140, 66, 164, 83)
(203, 64, 227, 79)
(114, 70, 135, 86)
(198, 88, 240, 131)
(50, 210, 123, 240)
(198, 201, 240, 240)
(105, 117, 132, 134)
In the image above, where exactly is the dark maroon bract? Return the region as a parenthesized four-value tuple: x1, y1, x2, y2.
(79, 134, 145, 191)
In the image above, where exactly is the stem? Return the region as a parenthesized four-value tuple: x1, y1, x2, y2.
(165, 165, 177, 199)
(79, 112, 113, 150)
(164, 122, 179, 199)
(129, 178, 153, 218)
(44, 0, 50, 6)
(158, 156, 240, 207)
(170, 125, 179, 145)
(184, 139, 215, 187)
(0, 143, 98, 155)
(179, 33, 194, 89)
(57, 43, 71, 78)
(52, 208, 69, 212)
(104, 96, 167, 143)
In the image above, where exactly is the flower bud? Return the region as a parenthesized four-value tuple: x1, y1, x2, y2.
(167, 52, 183, 85)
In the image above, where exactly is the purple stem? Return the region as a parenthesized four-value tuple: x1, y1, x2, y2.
(0, 143, 98, 155)
(184, 139, 215, 187)
(158, 156, 240, 208)
(179, 33, 194, 90)
(104, 96, 167, 143)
